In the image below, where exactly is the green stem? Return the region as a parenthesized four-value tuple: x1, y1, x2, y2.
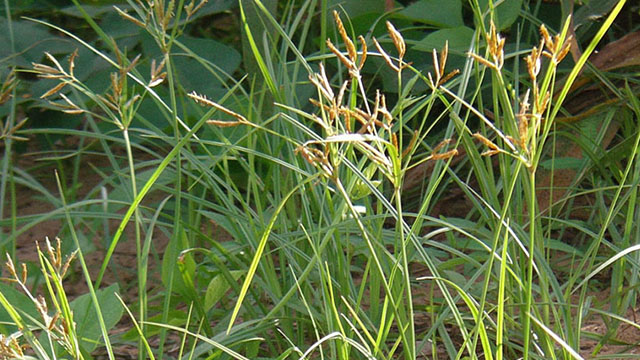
(523, 167, 536, 360)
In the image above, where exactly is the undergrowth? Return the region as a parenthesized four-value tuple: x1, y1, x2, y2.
(1, 0, 639, 359)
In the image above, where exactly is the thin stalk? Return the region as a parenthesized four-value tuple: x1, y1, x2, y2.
(156, 1, 188, 354)
(0, 0, 17, 258)
(496, 223, 510, 360)
(394, 51, 414, 360)
(522, 166, 536, 360)
(56, 171, 116, 360)
(332, 177, 413, 358)
(122, 128, 146, 360)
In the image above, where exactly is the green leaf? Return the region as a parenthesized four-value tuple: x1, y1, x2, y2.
(477, 0, 523, 30)
(140, 32, 241, 93)
(122, 310, 188, 341)
(205, 270, 244, 312)
(185, 0, 236, 22)
(539, 157, 586, 170)
(162, 228, 197, 298)
(574, 0, 619, 30)
(0, 18, 76, 67)
(544, 237, 582, 255)
(413, 26, 474, 54)
(327, 0, 385, 18)
(71, 283, 123, 354)
(0, 283, 39, 334)
(443, 270, 467, 287)
(396, 0, 463, 28)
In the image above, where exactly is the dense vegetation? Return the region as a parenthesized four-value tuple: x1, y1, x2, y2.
(1, 0, 639, 359)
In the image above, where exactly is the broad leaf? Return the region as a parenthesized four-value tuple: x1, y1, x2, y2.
(477, 0, 523, 30)
(396, 0, 463, 28)
(70, 283, 123, 354)
(205, 270, 245, 312)
(413, 26, 475, 54)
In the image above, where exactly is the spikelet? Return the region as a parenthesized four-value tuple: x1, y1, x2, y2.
(188, 91, 248, 124)
(334, 11, 357, 64)
(473, 133, 501, 156)
(386, 21, 405, 60)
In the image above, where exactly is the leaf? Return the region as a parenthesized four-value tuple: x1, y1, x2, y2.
(205, 270, 244, 312)
(185, 0, 236, 22)
(539, 157, 586, 170)
(443, 270, 467, 287)
(477, 0, 523, 30)
(162, 227, 196, 298)
(544, 237, 582, 255)
(395, 0, 463, 28)
(141, 32, 241, 93)
(58, 4, 118, 18)
(121, 310, 188, 341)
(0, 283, 39, 334)
(413, 26, 475, 54)
(574, 0, 618, 30)
(327, 0, 385, 18)
(0, 18, 76, 67)
(70, 283, 123, 354)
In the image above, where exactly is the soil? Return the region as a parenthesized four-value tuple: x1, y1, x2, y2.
(3, 140, 640, 359)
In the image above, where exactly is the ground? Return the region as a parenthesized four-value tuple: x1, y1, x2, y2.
(4, 141, 640, 358)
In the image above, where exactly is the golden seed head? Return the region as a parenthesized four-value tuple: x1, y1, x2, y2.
(68, 49, 78, 77)
(333, 11, 357, 64)
(372, 37, 399, 72)
(357, 35, 367, 70)
(473, 132, 499, 151)
(432, 138, 453, 153)
(188, 91, 247, 122)
(486, 21, 504, 69)
(556, 38, 572, 63)
(539, 24, 553, 50)
(428, 149, 458, 161)
(185, 0, 208, 18)
(432, 48, 441, 80)
(537, 91, 550, 115)
(40, 82, 68, 99)
(517, 90, 531, 148)
(439, 41, 449, 77)
(439, 69, 459, 87)
(525, 43, 542, 81)
(401, 130, 419, 158)
(327, 38, 355, 70)
(468, 52, 497, 71)
(386, 21, 405, 59)
(114, 6, 146, 27)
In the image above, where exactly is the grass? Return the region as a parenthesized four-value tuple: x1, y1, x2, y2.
(1, 0, 639, 359)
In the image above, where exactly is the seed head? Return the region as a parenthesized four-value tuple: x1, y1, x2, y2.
(386, 21, 405, 60)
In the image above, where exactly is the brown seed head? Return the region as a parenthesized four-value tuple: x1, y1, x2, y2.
(327, 38, 355, 70)
(386, 21, 405, 59)
(114, 6, 145, 27)
(333, 11, 357, 64)
(373, 37, 400, 72)
(188, 91, 247, 122)
(428, 149, 459, 161)
(357, 35, 367, 70)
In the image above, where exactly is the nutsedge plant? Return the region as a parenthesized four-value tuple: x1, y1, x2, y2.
(223, 7, 480, 359)
(0, 238, 79, 359)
